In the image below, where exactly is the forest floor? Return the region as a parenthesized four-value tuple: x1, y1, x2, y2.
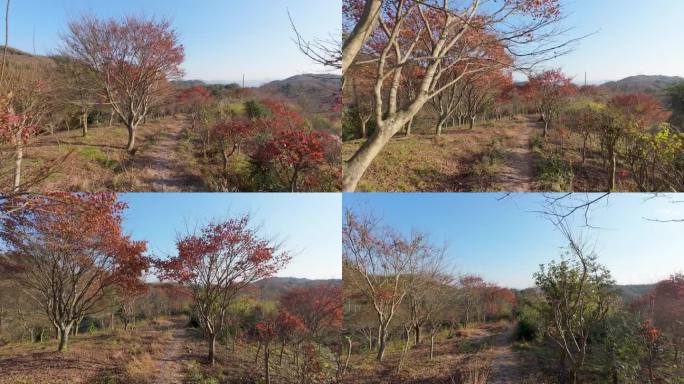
(0, 316, 202, 384)
(343, 321, 546, 384)
(21, 116, 206, 192)
(342, 115, 543, 192)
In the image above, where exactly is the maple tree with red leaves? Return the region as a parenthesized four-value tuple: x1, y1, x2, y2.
(212, 117, 254, 172)
(155, 215, 291, 364)
(608, 93, 671, 130)
(177, 86, 213, 126)
(0, 193, 149, 352)
(279, 283, 342, 341)
(523, 69, 577, 137)
(62, 15, 185, 152)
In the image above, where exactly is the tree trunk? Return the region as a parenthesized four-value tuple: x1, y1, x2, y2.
(610, 152, 617, 191)
(126, 122, 137, 152)
(430, 334, 435, 360)
(405, 117, 413, 137)
(343, 336, 352, 375)
(376, 324, 387, 362)
(81, 111, 89, 137)
(279, 343, 285, 365)
(264, 345, 271, 384)
(208, 333, 216, 365)
(414, 325, 421, 345)
(360, 119, 367, 139)
(57, 323, 72, 352)
(543, 119, 549, 137)
(469, 115, 476, 130)
(343, 121, 402, 191)
(436, 118, 445, 136)
(109, 109, 115, 128)
(581, 136, 588, 164)
(12, 141, 22, 193)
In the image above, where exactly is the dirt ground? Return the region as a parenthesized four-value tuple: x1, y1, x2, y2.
(21, 116, 205, 192)
(342, 321, 545, 384)
(342, 116, 542, 192)
(0, 316, 200, 384)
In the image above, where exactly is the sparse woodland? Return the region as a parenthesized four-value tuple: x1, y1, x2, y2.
(0, 194, 343, 384)
(0, 7, 341, 194)
(342, 209, 684, 384)
(341, 0, 684, 192)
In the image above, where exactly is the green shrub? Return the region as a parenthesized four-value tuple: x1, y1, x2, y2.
(536, 153, 573, 191)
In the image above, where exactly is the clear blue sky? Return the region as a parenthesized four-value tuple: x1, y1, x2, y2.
(538, 0, 684, 84)
(343, 193, 684, 289)
(119, 193, 341, 280)
(7, 0, 341, 84)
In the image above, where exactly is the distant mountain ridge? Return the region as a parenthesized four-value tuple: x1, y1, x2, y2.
(251, 276, 341, 302)
(601, 75, 684, 95)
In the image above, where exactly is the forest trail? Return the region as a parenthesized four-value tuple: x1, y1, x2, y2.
(486, 324, 523, 384)
(129, 116, 203, 192)
(495, 116, 538, 191)
(149, 318, 193, 384)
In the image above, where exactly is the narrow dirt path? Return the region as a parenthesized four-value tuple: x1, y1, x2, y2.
(151, 318, 192, 384)
(495, 116, 538, 191)
(486, 324, 523, 384)
(130, 117, 202, 192)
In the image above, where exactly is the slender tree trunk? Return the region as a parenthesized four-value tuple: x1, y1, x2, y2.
(360, 119, 367, 139)
(81, 111, 88, 137)
(469, 115, 476, 130)
(610, 152, 617, 191)
(376, 324, 387, 362)
(436, 118, 446, 136)
(264, 345, 270, 384)
(405, 117, 413, 137)
(543, 119, 549, 137)
(279, 343, 285, 365)
(109, 109, 115, 128)
(208, 333, 216, 365)
(126, 122, 137, 152)
(414, 325, 421, 345)
(343, 336, 352, 375)
(12, 140, 22, 192)
(430, 334, 435, 360)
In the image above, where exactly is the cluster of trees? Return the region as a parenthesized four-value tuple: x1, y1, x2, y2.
(342, 0, 684, 192)
(0, 193, 150, 351)
(341, 0, 571, 191)
(342, 211, 515, 371)
(178, 91, 341, 192)
(0, 8, 341, 193)
(520, 222, 684, 383)
(518, 68, 683, 191)
(155, 216, 342, 383)
(0, 195, 343, 384)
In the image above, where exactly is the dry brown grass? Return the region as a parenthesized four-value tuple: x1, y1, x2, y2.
(22, 116, 205, 192)
(124, 352, 159, 384)
(342, 116, 541, 192)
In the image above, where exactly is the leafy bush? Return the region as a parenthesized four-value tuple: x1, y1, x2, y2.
(535, 153, 573, 191)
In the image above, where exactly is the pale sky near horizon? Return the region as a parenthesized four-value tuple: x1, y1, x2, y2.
(526, 0, 684, 84)
(7, 0, 341, 84)
(344, 193, 684, 289)
(119, 193, 342, 281)
(7, 1, 682, 84)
